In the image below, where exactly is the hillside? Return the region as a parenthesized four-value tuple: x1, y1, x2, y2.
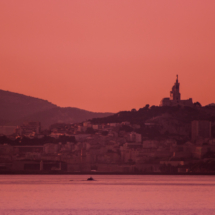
(0, 89, 113, 128)
(0, 90, 57, 120)
(90, 105, 215, 139)
(92, 105, 215, 124)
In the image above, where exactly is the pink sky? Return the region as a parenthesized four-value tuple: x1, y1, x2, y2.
(0, 0, 215, 112)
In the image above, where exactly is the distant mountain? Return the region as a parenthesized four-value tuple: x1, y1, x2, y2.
(0, 90, 58, 121)
(0, 89, 113, 128)
(12, 107, 114, 129)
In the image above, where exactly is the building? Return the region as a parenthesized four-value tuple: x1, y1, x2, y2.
(92, 124, 102, 130)
(191, 120, 211, 141)
(0, 126, 17, 136)
(160, 75, 193, 107)
(18, 122, 41, 136)
(43, 143, 59, 155)
(129, 132, 142, 143)
(13, 145, 44, 159)
(83, 121, 91, 127)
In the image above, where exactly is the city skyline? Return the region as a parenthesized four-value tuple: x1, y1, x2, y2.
(1, 1, 215, 112)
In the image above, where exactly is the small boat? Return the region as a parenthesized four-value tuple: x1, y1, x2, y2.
(87, 177, 94, 181)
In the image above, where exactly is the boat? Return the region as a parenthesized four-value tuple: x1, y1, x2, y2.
(87, 177, 94, 181)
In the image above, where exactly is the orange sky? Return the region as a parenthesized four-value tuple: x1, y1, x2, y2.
(1, 0, 215, 112)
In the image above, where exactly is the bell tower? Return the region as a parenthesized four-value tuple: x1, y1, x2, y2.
(170, 75, 180, 102)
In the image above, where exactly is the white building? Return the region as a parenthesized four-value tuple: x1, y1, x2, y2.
(129, 132, 142, 143)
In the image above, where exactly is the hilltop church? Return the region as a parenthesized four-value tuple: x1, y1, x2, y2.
(160, 75, 193, 107)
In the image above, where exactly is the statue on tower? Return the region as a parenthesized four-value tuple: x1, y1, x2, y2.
(160, 75, 193, 107)
(170, 75, 180, 102)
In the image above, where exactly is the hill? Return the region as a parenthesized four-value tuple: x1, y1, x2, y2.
(0, 89, 113, 128)
(90, 105, 215, 139)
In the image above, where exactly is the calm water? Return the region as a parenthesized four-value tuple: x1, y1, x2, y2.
(1, 175, 215, 215)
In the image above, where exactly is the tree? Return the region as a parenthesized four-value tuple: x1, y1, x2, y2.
(194, 102, 202, 107)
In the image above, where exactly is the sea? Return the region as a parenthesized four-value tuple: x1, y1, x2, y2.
(0, 175, 215, 215)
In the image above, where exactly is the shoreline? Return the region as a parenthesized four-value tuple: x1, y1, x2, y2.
(0, 171, 215, 175)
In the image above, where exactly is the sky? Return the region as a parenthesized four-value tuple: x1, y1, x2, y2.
(0, 0, 215, 113)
